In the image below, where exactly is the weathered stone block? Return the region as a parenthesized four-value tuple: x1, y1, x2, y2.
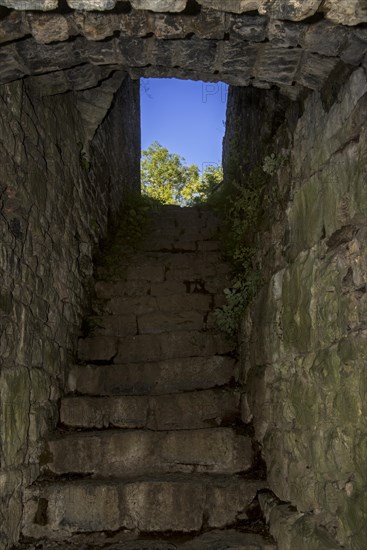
(182, 530, 276, 550)
(92, 314, 138, 337)
(146, 36, 173, 67)
(16, 37, 86, 74)
(67, 0, 117, 9)
(141, 236, 198, 252)
(268, 19, 306, 47)
(197, 0, 267, 14)
(45, 428, 253, 476)
(23, 478, 269, 539)
(221, 40, 258, 74)
(0, 0, 57, 9)
(0, 44, 29, 85)
(78, 335, 118, 362)
(281, 249, 316, 352)
(95, 278, 151, 297)
(60, 395, 148, 429)
(67, 356, 238, 396)
(60, 389, 240, 430)
(119, 36, 151, 66)
(228, 13, 268, 42)
(322, 148, 367, 237)
(121, 479, 206, 532)
(288, 144, 366, 258)
(277, 82, 304, 100)
(74, 12, 120, 40)
(161, 292, 213, 312)
(103, 292, 212, 316)
(102, 294, 157, 315)
(147, 12, 186, 38)
(0, 469, 24, 547)
(118, 11, 148, 38)
(147, 206, 220, 241)
(291, 68, 367, 179)
(27, 14, 70, 43)
(197, 239, 220, 251)
(75, 69, 126, 141)
(150, 389, 240, 430)
(27, 71, 69, 96)
(163, 250, 224, 274)
(0, 368, 31, 467)
(130, 0, 187, 12)
(287, 176, 325, 256)
(122, 258, 166, 282)
(85, 37, 123, 65)
(222, 72, 251, 86)
(300, 20, 349, 57)
(138, 310, 204, 333)
(0, 11, 27, 43)
(263, 0, 322, 21)
(23, 482, 121, 539)
(341, 32, 367, 65)
(297, 52, 338, 90)
(255, 44, 302, 85)
(65, 63, 113, 91)
(187, 9, 226, 39)
(259, 491, 345, 549)
(324, 0, 367, 26)
(176, 38, 218, 71)
(114, 330, 233, 363)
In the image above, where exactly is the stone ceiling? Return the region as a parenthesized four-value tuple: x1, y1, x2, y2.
(0, 0, 366, 99)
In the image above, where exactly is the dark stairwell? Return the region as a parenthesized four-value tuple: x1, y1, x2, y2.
(1, 3, 366, 550)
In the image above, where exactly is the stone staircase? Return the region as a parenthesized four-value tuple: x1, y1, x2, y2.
(20, 206, 276, 549)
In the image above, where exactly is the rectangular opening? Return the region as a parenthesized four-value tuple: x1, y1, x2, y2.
(140, 77, 228, 206)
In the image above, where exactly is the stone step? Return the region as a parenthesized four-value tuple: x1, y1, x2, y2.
(44, 428, 253, 477)
(163, 253, 230, 282)
(77, 330, 234, 363)
(140, 237, 221, 253)
(181, 531, 277, 550)
(23, 476, 268, 540)
(95, 275, 229, 299)
(148, 222, 219, 241)
(67, 356, 238, 396)
(90, 310, 206, 337)
(60, 389, 240, 430)
(150, 204, 218, 224)
(145, 223, 220, 242)
(97, 251, 230, 283)
(137, 310, 209, 334)
(97, 292, 216, 316)
(13, 536, 277, 550)
(14, 534, 276, 550)
(148, 206, 220, 238)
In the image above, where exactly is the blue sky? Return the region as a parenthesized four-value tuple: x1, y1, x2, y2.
(140, 78, 228, 172)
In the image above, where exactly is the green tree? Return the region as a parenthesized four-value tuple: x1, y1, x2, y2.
(196, 165, 223, 202)
(141, 142, 199, 206)
(141, 142, 223, 206)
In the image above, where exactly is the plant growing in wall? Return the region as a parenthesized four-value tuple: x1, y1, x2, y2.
(262, 152, 289, 176)
(213, 160, 279, 339)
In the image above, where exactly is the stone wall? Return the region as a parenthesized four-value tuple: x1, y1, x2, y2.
(1, 3, 367, 101)
(0, 74, 140, 549)
(224, 67, 367, 548)
(223, 85, 290, 180)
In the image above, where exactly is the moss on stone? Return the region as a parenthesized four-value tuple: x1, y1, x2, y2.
(1, 369, 30, 466)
